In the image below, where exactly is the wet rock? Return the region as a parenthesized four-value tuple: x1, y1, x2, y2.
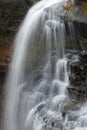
(79, 51, 87, 63)
(36, 102, 46, 112)
(68, 51, 87, 102)
(63, 98, 78, 112)
(46, 20, 59, 31)
(67, 86, 87, 101)
(33, 70, 43, 82)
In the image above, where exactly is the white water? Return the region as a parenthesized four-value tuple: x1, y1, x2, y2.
(4, 0, 87, 130)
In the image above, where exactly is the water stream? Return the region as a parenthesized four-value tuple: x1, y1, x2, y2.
(4, 0, 87, 130)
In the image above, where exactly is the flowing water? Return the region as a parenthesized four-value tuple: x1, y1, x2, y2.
(4, 0, 87, 130)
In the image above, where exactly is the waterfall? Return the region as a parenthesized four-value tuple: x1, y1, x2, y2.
(4, 0, 87, 130)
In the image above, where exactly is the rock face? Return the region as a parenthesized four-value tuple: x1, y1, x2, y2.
(67, 51, 87, 102)
(0, 1, 29, 81)
(24, 0, 40, 6)
(2, 0, 40, 6)
(0, 1, 28, 35)
(63, 51, 87, 114)
(0, 44, 12, 85)
(0, 43, 12, 130)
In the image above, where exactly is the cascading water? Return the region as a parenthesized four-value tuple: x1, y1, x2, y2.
(4, 0, 87, 130)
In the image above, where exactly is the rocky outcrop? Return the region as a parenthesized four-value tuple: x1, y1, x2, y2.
(62, 51, 87, 116)
(67, 51, 87, 102)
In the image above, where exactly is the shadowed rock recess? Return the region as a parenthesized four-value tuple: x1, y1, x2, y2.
(68, 52, 87, 102)
(63, 51, 87, 115)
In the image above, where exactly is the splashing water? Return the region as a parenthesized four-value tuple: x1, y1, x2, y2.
(4, 0, 87, 130)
